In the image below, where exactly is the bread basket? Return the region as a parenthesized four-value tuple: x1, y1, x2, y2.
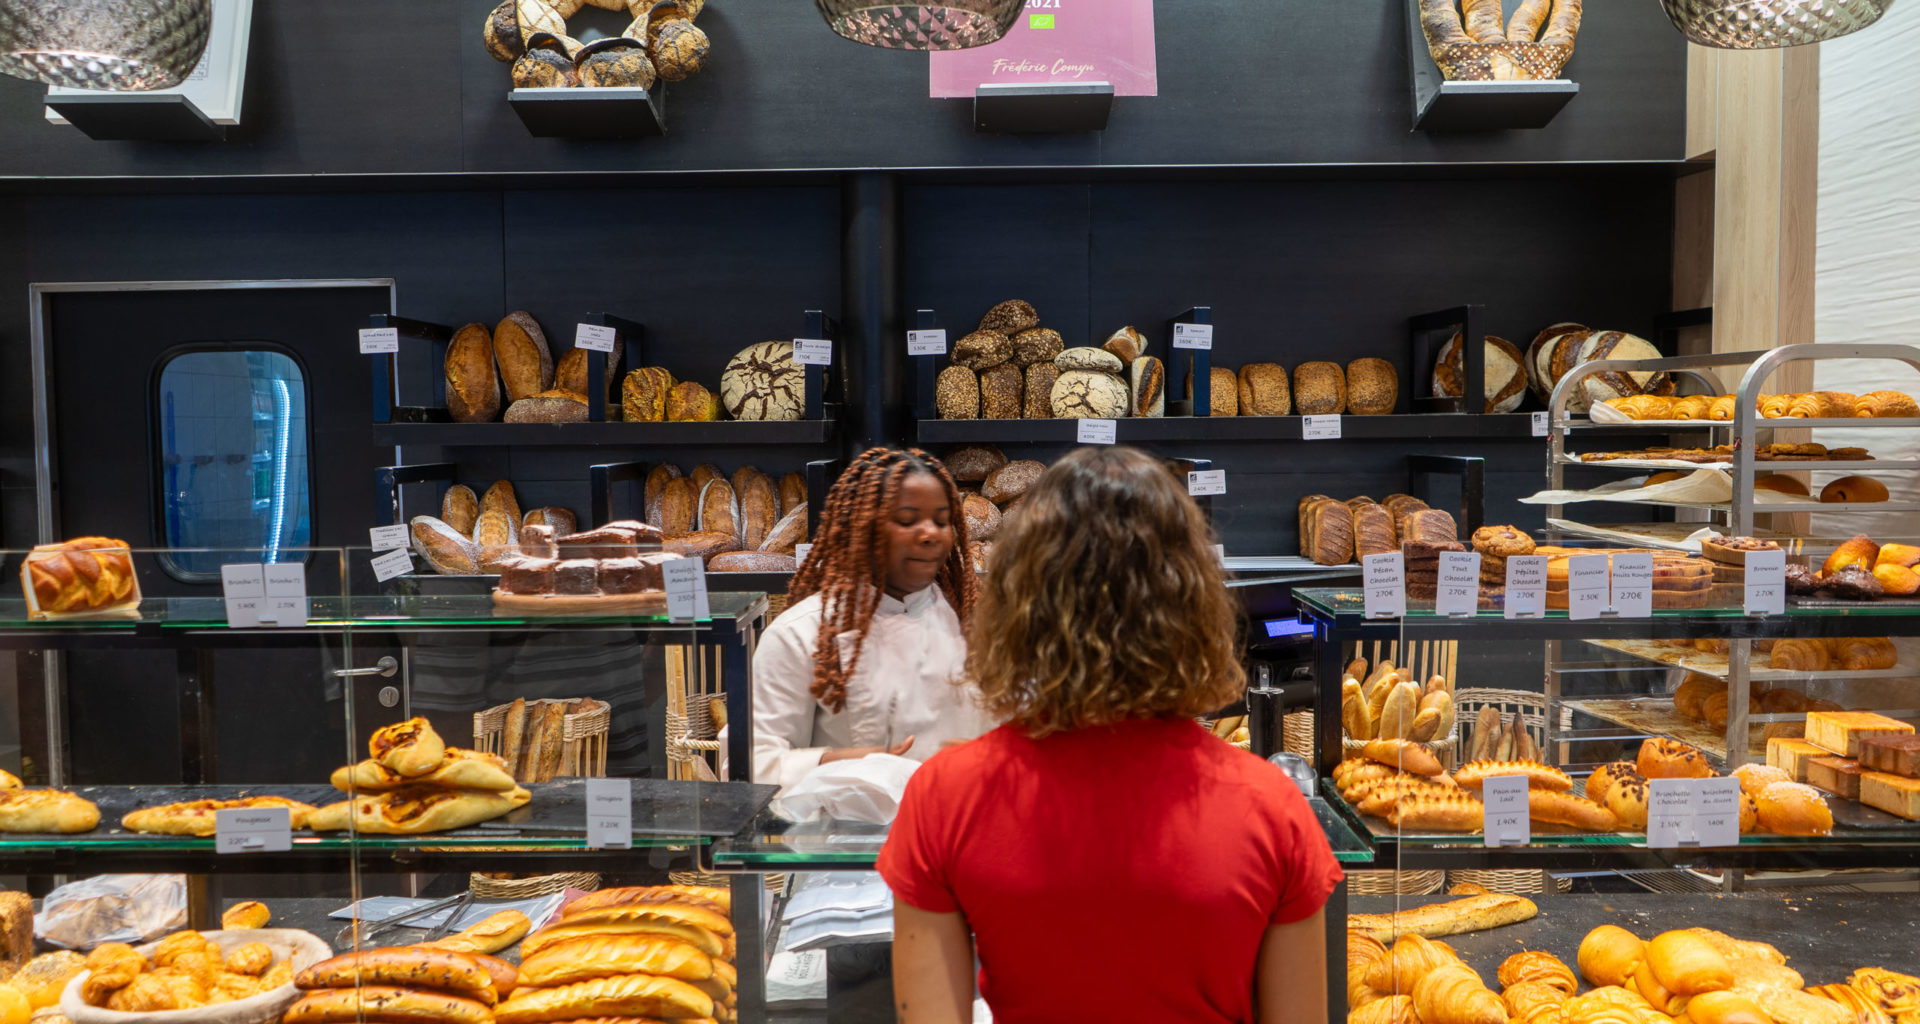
(1425, 40, 1573, 81)
(473, 698, 609, 779)
(60, 928, 331, 1024)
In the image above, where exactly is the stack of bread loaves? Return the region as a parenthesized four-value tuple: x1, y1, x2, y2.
(943, 445, 1045, 571)
(411, 480, 581, 576)
(622, 340, 807, 424)
(444, 312, 609, 424)
(286, 945, 515, 1024)
(309, 718, 531, 834)
(1298, 493, 1458, 566)
(934, 301, 1172, 420)
(642, 462, 808, 571)
(495, 885, 737, 1024)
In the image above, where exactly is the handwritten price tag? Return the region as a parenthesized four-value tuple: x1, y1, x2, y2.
(1171, 322, 1214, 350)
(906, 329, 947, 356)
(221, 563, 265, 628)
(1695, 777, 1742, 847)
(1187, 470, 1226, 496)
(574, 323, 618, 353)
(216, 807, 291, 854)
(358, 327, 398, 354)
(370, 548, 415, 583)
(1362, 552, 1406, 620)
(1482, 776, 1531, 847)
(263, 564, 308, 628)
(370, 524, 410, 552)
(1611, 552, 1653, 619)
(585, 778, 633, 849)
(1505, 555, 1547, 619)
(1435, 550, 1482, 617)
(1566, 554, 1610, 621)
(1744, 548, 1786, 615)
(664, 558, 711, 622)
(1648, 777, 1696, 848)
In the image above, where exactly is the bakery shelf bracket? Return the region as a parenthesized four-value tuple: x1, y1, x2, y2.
(42, 0, 254, 142)
(972, 82, 1114, 134)
(1409, 305, 1483, 414)
(509, 85, 666, 140)
(374, 462, 457, 528)
(1404, 0, 1577, 132)
(580, 311, 645, 422)
(800, 309, 839, 421)
(369, 315, 455, 424)
(1166, 306, 1213, 417)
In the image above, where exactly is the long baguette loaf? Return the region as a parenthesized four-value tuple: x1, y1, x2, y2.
(295, 948, 494, 999)
(1347, 893, 1540, 943)
(283, 986, 493, 1024)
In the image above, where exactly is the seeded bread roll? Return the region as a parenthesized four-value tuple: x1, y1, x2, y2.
(979, 299, 1039, 334)
(493, 311, 554, 403)
(665, 381, 722, 421)
(1209, 366, 1238, 415)
(953, 330, 1012, 371)
(1011, 328, 1063, 367)
(1024, 363, 1058, 418)
(1237, 363, 1292, 416)
(1347, 358, 1399, 415)
(937, 365, 980, 419)
(982, 460, 1045, 505)
(442, 485, 481, 536)
(1130, 357, 1165, 417)
(1293, 361, 1348, 416)
(980, 363, 1023, 418)
(446, 323, 501, 423)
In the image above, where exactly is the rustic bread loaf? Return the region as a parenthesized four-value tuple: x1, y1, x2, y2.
(1023, 363, 1058, 418)
(943, 445, 1006, 483)
(980, 363, 1023, 418)
(1347, 358, 1399, 415)
(1050, 370, 1129, 418)
(657, 477, 697, 535)
(442, 485, 481, 535)
(1293, 361, 1348, 415)
(721, 341, 803, 421)
(621, 366, 675, 422)
(937, 365, 980, 419)
(665, 381, 722, 421)
(778, 472, 808, 516)
(709, 551, 799, 572)
(979, 299, 1038, 334)
(412, 516, 481, 575)
(446, 323, 501, 423)
(982, 460, 1045, 505)
(1209, 366, 1238, 415)
(556, 341, 622, 404)
(1237, 363, 1292, 416)
(1011, 328, 1063, 367)
(1130, 357, 1165, 417)
(493, 311, 554, 403)
(1103, 326, 1147, 364)
(953, 330, 1012, 370)
(504, 389, 588, 422)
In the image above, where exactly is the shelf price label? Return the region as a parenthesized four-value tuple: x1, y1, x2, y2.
(370, 524, 410, 552)
(1647, 777, 1696, 848)
(216, 806, 292, 854)
(1694, 777, 1742, 847)
(585, 777, 633, 850)
(1566, 554, 1610, 621)
(221, 563, 266, 628)
(358, 327, 399, 354)
(370, 548, 415, 583)
(1076, 418, 1116, 445)
(1302, 415, 1342, 440)
(1744, 548, 1786, 615)
(1611, 552, 1652, 619)
(794, 543, 812, 567)
(1505, 555, 1548, 620)
(1187, 470, 1226, 496)
(907, 329, 948, 356)
(1362, 552, 1405, 620)
(574, 323, 619, 353)
(264, 564, 309, 628)
(1532, 411, 1551, 437)
(664, 557, 711, 622)
(1435, 550, 1482, 617)
(1171, 323, 1214, 350)
(792, 338, 833, 366)
(1481, 775, 1531, 847)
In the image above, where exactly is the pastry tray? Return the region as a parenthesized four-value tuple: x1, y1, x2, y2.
(480, 777, 777, 838)
(1580, 638, 1911, 682)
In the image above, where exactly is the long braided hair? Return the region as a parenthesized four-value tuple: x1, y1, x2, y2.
(787, 447, 975, 713)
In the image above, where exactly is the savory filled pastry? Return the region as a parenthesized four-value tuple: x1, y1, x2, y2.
(369, 717, 449, 778)
(304, 785, 530, 835)
(331, 748, 516, 793)
(121, 796, 315, 837)
(0, 787, 100, 833)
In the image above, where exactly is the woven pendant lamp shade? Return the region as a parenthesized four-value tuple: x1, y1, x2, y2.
(1658, 0, 1896, 48)
(0, 0, 211, 89)
(814, 0, 1022, 50)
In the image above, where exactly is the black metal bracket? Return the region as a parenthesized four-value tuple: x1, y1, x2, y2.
(589, 461, 650, 528)
(804, 459, 842, 540)
(369, 315, 454, 424)
(1166, 306, 1213, 417)
(913, 309, 942, 422)
(973, 82, 1114, 133)
(801, 310, 839, 421)
(1406, 454, 1486, 537)
(1409, 305, 1483, 414)
(374, 463, 458, 527)
(1405, 0, 1577, 132)
(509, 86, 665, 139)
(1653, 306, 1713, 358)
(46, 92, 227, 142)
(579, 312, 643, 422)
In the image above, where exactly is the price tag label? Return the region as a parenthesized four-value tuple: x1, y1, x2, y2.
(263, 564, 309, 628)
(792, 338, 833, 366)
(1647, 777, 1696, 848)
(1744, 547, 1786, 615)
(1302, 415, 1342, 440)
(1532, 411, 1551, 437)
(1362, 552, 1406, 620)
(1187, 470, 1226, 496)
(1481, 775, 1531, 847)
(1611, 552, 1653, 619)
(664, 557, 711, 622)
(906, 329, 947, 356)
(370, 548, 415, 583)
(358, 327, 399, 354)
(1435, 550, 1482, 617)
(1505, 555, 1547, 620)
(585, 777, 633, 849)
(1694, 776, 1743, 847)
(794, 543, 812, 567)
(574, 323, 618, 353)
(1566, 554, 1611, 621)
(221, 563, 266, 628)
(1077, 418, 1117, 445)
(370, 524, 410, 552)
(215, 806, 291, 854)
(1171, 322, 1214, 350)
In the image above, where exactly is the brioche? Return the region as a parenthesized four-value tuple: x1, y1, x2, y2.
(1645, 930, 1732, 996)
(1499, 952, 1578, 995)
(1754, 780, 1834, 835)
(1578, 926, 1644, 988)
(1686, 991, 1773, 1024)
(515, 933, 715, 986)
(1638, 738, 1714, 780)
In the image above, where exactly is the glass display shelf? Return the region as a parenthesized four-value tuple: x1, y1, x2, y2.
(1292, 588, 1920, 639)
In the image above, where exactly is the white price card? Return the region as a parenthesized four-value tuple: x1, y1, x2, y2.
(1611, 552, 1652, 619)
(216, 806, 291, 854)
(358, 327, 399, 354)
(794, 543, 812, 567)
(1744, 547, 1787, 615)
(221, 563, 265, 628)
(664, 557, 711, 622)
(792, 338, 833, 365)
(1435, 550, 1483, 617)
(1505, 554, 1548, 620)
(1187, 470, 1226, 496)
(1302, 415, 1342, 440)
(574, 323, 618, 353)
(585, 777, 633, 850)
(1566, 554, 1611, 621)
(370, 524, 411, 552)
(1647, 777, 1696, 848)
(1481, 775, 1532, 847)
(1532, 411, 1551, 437)
(1362, 552, 1406, 620)
(1171, 322, 1214, 350)
(1076, 418, 1117, 445)
(1694, 776, 1743, 847)
(263, 564, 308, 628)
(370, 548, 415, 583)
(906, 329, 947, 356)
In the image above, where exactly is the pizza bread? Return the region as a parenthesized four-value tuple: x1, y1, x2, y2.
(0, 788, 100, 833)
(331, 748, 515, 793)
(369, 717, 448, 777)
(121, 796, 316, 837)
(304, 786, 530, 834)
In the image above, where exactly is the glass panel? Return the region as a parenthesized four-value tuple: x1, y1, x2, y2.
(155, 349, 312, 579)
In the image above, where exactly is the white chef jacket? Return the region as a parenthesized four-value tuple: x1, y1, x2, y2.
(750, 584, 989, 790)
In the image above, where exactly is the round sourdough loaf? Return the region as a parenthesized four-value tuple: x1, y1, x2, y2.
(1050, 370, 1128, 418)
(720, 341, 803, 421)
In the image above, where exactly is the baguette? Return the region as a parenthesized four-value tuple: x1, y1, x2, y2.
(501, 697, 529, 781)
(295, 948, 496, 999)
(420, 910, 532, 956)
(1362, 739, 1446, 777)
(1470, 706, 1501, 762)
(283, 986, 493, 1024)
(1342, 679, 1373, 741)
(1380, 681, 1421, 740)
(1347, 893, 1539, 943)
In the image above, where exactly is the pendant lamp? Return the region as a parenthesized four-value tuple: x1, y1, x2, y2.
(814, 0, 1022, 50)
(0, 0, 211, 90)
(1658, 0, 1896, 48)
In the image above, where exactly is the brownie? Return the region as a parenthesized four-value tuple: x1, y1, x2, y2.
(1860, 734, 1920, 777)
(499, 556, 558, 595)
(554, 558, 600, 595)
(556, 526, 640, 560)
(520, 524, 557, 560)
(598, 556, 663, 595)
(602, 519, 665, 546)
(1829, 565, 1885, 601)
(1408, 582, 1439, 600)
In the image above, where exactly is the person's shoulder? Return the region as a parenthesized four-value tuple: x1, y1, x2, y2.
(1204, 742, 1311, 804)
(763, 593, 826, 639)
(911, 724, 1020, 784)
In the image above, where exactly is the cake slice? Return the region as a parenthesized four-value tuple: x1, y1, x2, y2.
(1768, 737, 1830, 783)
(1859, 734, 1920, 778)
(1807, 756, 1865, 801)
(1805, 710, 1914, 758)
(1860, 771, 1920, 821)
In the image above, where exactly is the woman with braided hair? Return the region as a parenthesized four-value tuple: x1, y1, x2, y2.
(750, 447, 987, 790)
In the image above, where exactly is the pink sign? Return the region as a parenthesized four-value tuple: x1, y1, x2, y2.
(929, 0, 1158, 98)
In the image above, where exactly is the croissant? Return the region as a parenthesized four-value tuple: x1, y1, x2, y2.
(1829, 636, 1897, 671)
(1413, 963, 1507, 1024)
(1349, 932, 1390, 1009)
(1708, 395, 1738, 421)
(1578, 926, 1645, 988)
(1563, 986, 1662, 1024)
(1350, 994, 1418, 1024)
(1760, 393, 1792, 418)
(1506, 980, 1574, 1024)
(1756, 989, 1859, 1024)
(1365, 934, 1462, 993)
(1854, 390, 1920, 418)
(1500, 952, 1578, 995)
(1785, 391, 1855, 418)
(1607, 395, 1676, 420)
(1769, 638, 1830, 673)
(1647, 930, 1733, 996)
(1670, 395, 1712, 420)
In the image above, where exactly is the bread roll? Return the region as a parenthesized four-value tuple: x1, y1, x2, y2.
(1577, 926, 1643, 988)
(1293, 361, 1347, 415)
(222, 901, 270, 929)
(1646, 931, 1732, 996)
(1755, 780, 1834, 835)
(493, 311, 554, 403)
(1237, 363, 1292, 416)
(1637, 738, 1713, 779)
(446, 323, 501, 423)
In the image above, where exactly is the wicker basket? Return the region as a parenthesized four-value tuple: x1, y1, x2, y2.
(1453, 688, 1567, 765)
(473, 698, 610, 779)
(470, 870, 601, 898)
(1283, 710, 1316, 758)
(1447, 869, 1572, 895)
(1426, 40, 1574, 81)
(1348, 869, 1446, 895)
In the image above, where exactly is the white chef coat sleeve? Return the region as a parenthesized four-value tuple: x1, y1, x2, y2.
(752, 613, 832, 789)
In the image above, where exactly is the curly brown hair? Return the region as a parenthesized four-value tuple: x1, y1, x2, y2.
(969, 446, 1244, 736)
(787, 447, 976, 713)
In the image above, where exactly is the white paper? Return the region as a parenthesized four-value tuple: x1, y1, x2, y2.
(1566, 554, 1610, 621)
(215, 806, 291, 854)
(1171, 322, 1214, 350)
(906, 329, 947, 356)
(574, 323, 618, 353)
(664, 558, 711, 622)
(1187, 470, 1226, 496)
(1481, 775, 1531, 847)
(221, 563, 265, 628)
(369, 524, 410, 551)
(263, 564, 308, 628)
(1647, 777, 1695, 848)
(1744, 547, 1787, 615)
(585, 777, 633, 849)
(1505, 554, 1547, 619)
(1076, 418, 1117, 444)
(1694, 776, 1742, 847)
(1303, 414, 1342, 440)
(370, 548, 415, 583)
(1532, 411, 1550, 437)
(794, 543, 812, 567)
(1435, 550, 1482, 617)
(1611, 552, 1653, 619)
(792, 338, 833, 366)
(358, 327, 399, 354)
(1362, 552, 1406, 619)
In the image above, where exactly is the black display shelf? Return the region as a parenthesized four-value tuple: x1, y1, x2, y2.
(1403, 0, 1578, 132)
(45, 93, 227, 142)
(509, 86, 665, 139)
(918, 412, 1562, 444)
(973, 82, 1115, 134)
(372, 418, 837, 447)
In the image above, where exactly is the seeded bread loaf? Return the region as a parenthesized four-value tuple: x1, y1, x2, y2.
(937, 365, 980, 419)
(1237, 363, 1292, 416)
(1347, 358, 1399, 415)
(665, 381, 722, 421)
(1293, 361, 1347, 416)
(980, 363, 1023, 419)
(1024, 363, 1058, 418)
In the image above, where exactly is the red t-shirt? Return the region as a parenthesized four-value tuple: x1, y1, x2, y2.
(877, 716, 1344, 1024)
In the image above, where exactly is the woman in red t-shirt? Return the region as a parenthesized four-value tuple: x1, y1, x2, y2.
(877, 445, 1344, 1024)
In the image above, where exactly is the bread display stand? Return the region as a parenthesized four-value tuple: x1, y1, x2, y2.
(509, 85, 666, 140)
(61, 928, 329, 1024)
(971, 82, 1114, 134)
(1403, 0, 1576, 131)
(42, 0, 253, 142)
(1409, 305, 1483, 414)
